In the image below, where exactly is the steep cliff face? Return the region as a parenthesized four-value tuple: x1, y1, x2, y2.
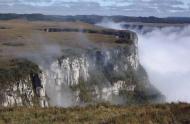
(40, 36, 163, 107)
(0, 60, 47, 107)
(42, 45, 138, 106)
(2, 76, 34, 107)
(0, 27, 163, 107)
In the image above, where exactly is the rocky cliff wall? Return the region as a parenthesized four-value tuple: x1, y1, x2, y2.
(0, 31, 164, 107)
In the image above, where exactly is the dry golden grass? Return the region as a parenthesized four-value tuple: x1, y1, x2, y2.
(0, 103, 189, 124)
(0, 20, 120, 68)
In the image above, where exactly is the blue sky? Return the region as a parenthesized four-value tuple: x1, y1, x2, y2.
(0, 0, 190, 17)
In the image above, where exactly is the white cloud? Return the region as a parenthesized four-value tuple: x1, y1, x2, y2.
(0, 0, 132, 7)
(97, 20, 190, 103)
(18, 0, 57, 6)
(138, 26, 190, 102)
(0, 0, 189, 16)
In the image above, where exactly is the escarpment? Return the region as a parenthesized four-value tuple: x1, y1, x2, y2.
(0, 21, 164, 107)
(0, 59, 47, 107)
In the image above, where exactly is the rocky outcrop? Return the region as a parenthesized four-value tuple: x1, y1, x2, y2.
(0, 60, 48, 107)
(42, 45, 138, 106)
(0, 30, 164, 107)
(40, 31, 163, 107)
(1, 76, 48, 107)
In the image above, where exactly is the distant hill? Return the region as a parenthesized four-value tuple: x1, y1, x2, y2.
(0, 13, 190, 24)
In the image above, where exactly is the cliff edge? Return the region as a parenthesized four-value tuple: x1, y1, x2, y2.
(0, 20, 164, 107)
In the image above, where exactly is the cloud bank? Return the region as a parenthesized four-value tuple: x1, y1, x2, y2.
(138, 26, 190, 102)
(97, 20, 190, 103)
(0, 0, 189, 16)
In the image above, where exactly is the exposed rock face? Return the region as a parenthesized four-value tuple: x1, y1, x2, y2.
(2, 77, 34, 107)
(40, 36, 163, 107)
(1, 77, 48, 107)
(0, 30, 164, 107)
(0, 60, 48, 107)
(42, 45, 138, 106)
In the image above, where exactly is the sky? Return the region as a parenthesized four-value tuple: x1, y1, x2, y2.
(0, 0, 190, 17)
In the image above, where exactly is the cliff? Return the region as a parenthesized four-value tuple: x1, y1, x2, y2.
(0, 20, 164, 107)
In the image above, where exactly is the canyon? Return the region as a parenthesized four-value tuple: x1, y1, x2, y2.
(0, 20, 164, 107)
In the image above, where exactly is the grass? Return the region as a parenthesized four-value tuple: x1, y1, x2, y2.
(0, 103, 189, 124)
(0, 20, 132, 69)
(0, 59, 40, 89)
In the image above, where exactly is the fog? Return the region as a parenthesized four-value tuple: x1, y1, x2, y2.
(16, 34, 63, 69)
(97, 20, 190, 103)
(139, 27, 190, 103)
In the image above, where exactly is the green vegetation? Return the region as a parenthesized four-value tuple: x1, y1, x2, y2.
(0, 103, 189, 124)
(0, 59, 41, 106)
(0, 59, 40, 89)
(71, 80, 93, 103)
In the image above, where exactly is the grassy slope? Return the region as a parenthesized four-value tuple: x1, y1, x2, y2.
(0, 20, 121, 69)
(0, 103, 189, 124)
(0, 20, 125, 95)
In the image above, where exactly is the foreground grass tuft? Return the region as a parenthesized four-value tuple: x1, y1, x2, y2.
(0, 103, 189, 124)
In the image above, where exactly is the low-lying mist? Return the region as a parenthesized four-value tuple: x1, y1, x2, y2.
(97, 20, 190, 103)
(16, 34, 63, 69)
